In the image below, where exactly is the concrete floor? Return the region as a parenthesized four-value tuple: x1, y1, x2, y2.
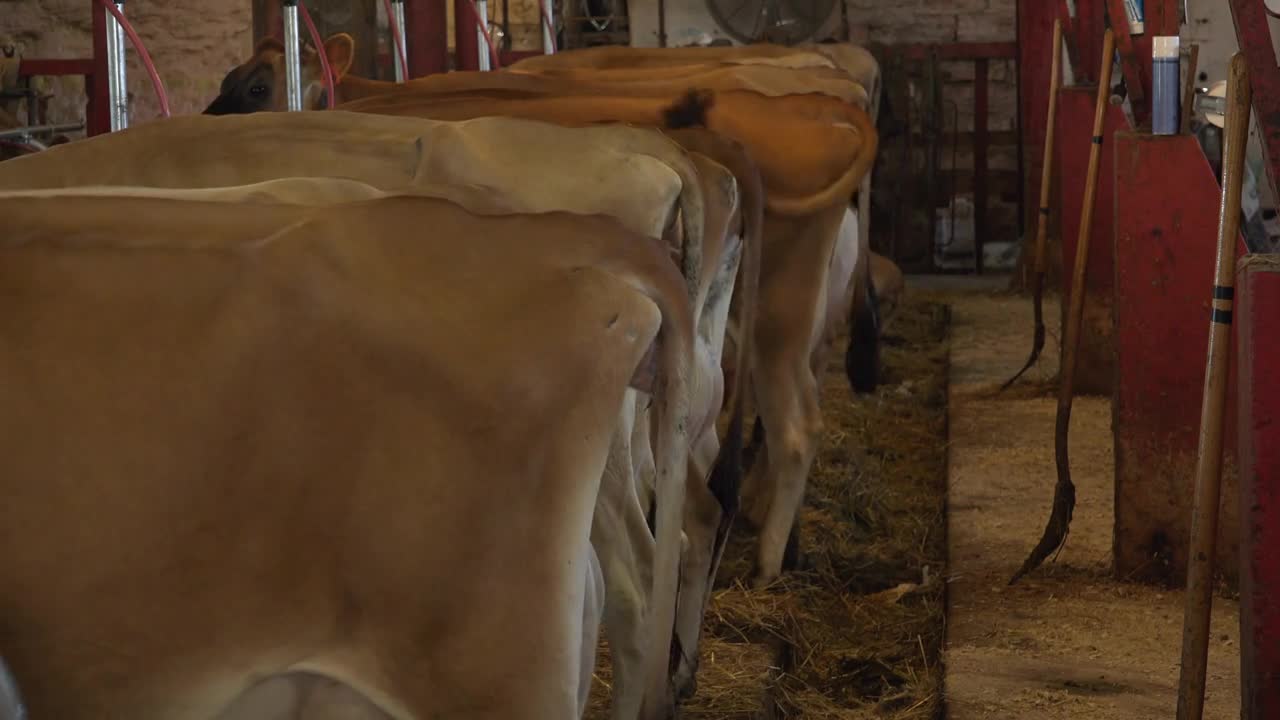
(940, 287, 1241, 719)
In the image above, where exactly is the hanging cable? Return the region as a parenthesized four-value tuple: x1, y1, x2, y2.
(381, 0, 410, 81)
(297, 2, 336, 109)
(461, 0, 501, 69)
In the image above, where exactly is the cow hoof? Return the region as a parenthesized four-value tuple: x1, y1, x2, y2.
(674, 671, 698, 702)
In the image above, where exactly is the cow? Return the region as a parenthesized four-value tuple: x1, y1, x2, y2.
(204, 36, 891, 399)
(320, 85, 878, 587)
(0, 190, 695, 719)
(0, 112, 745, 717)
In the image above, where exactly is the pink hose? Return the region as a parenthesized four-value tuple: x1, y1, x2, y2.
(95, 0, 170, 118)
(461, 0, 501, 70)
(297, 2, 336, 109)
(541, 4, 557, 53)
(381, 0, 410, 80)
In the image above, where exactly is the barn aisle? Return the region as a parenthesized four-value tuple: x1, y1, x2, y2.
(940, 285, 1240, 719)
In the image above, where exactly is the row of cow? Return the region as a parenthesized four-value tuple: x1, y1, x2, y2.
(0, 37, 901, 720)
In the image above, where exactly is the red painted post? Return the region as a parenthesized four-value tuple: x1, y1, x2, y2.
(453, 0, 479, 71)
(974, 57, 989, 275)
(1054, 86, 1128, 394)
(404, 0, 447, 75)
(1072, 0, 1104, 83)
(1112, 131, 1243, 585)
(1237, 254, 1280, 720)
(87, 0, 110, 136)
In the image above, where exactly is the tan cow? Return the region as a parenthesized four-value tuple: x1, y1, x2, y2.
(0, 112, 740, 717)
(315, 84, 878, 589)
(0, 191, 694, 720)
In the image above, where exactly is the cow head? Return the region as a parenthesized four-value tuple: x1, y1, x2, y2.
(204, 33, 355, 115)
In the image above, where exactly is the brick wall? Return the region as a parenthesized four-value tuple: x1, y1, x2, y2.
(846, 0, 1021, 267)
(2, 0, 252, 128)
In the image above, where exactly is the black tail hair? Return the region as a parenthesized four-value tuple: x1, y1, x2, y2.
(662, 89, 715, 129)
(846, 279, 882, 394)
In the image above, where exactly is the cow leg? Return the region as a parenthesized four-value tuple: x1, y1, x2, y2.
(749, 350, 822, 588)
(670, 427, 724, 700)
(746, 204, 847, 588)
(591, 399, 656, 720)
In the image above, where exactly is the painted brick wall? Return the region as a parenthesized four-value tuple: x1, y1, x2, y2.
(2, 0, 252, 128)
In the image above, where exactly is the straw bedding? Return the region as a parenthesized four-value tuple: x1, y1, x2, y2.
(588, 293, 951, 718)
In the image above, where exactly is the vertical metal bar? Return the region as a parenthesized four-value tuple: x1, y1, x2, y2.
(282, 0, 303, 111)
(475, 0, 490, 71)
(975, 57, 990, 275)
(541, 0, 555, 54)
(105, 0, 128, 130)
(391, 0, 408, 82)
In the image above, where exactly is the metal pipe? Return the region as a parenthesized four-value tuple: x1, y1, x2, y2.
(0, 122, 86, 140)
(391, 0, 408, 82)
(105, 0, 128, 130)
(1175, 51, 1251, 720)
(283, 0, 304, 111)
(541, 0, 555, 54)
(476, 0, 490, 71)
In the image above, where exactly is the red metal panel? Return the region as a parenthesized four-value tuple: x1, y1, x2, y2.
(1072, 0, 1105, 82)
(405, 0, 448, 75)
(87, 0, 110, 136)
(1112, 131, 1243, 585)
(453, 0, 480, 71)
(1054, 86, 1128, 394)
(1237, 255, 1280, 720)
(1229, 0, 1280, 201)
(1146, 0, 1180, 35)
(1106, 0, 1147, 119)
(500, 50, 543, 64)
(1018, 0, 1059, 241)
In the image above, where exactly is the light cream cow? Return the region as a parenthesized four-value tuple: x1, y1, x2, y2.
(0, 112, 745, 718)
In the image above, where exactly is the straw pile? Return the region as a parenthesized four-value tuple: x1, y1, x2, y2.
(588, 293, 951, 718)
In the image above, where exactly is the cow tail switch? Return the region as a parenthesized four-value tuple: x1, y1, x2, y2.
(661, 89, 716, 130)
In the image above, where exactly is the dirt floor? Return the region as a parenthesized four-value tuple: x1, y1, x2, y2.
(587, 291, 953, 718)
(943, 282, 1241, 719)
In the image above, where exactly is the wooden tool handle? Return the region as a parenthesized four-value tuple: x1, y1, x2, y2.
(1176, 51, 1252, 720)
(1032, 19, 1064, 275)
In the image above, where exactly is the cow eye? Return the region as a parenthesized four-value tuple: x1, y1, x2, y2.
(249, 85, 267, 96)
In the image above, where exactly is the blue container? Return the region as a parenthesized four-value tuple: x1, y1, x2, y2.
(1152, 36, 1180, 135)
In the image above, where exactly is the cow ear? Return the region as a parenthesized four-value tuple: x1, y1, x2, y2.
(255, 36, 285, 55)
(323, 33, 356, 80)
